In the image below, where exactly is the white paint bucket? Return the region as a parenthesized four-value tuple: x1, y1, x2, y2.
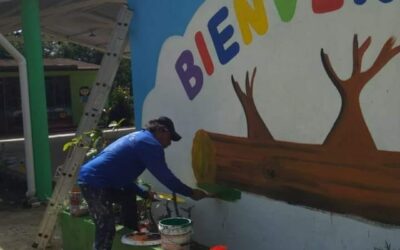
(158, 217, 192, 250)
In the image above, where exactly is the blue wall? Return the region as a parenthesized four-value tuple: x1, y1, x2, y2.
(128, 0, 204, 128)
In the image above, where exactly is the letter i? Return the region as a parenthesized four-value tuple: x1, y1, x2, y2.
(195, 31, 214, 76)
(312, 0, 344, 14)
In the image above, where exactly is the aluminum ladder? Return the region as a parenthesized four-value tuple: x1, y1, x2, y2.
(32, 5, 132, 249)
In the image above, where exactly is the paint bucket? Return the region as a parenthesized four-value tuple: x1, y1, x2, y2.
(158, 217, 192, 250)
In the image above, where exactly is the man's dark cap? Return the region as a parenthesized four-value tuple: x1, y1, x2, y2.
(156, 116, 181, 141)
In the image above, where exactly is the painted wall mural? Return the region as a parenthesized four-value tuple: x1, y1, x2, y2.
(130, 0, 400, 248)
(171, 0, 400, 225)
(193, 34, 400, 225)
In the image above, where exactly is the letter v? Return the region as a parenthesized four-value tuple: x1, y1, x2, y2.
(273, 0, 297, 22)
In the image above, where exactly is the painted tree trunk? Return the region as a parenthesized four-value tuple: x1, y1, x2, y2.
(324, 93, 376, 152)
(193, 130, 400, 225)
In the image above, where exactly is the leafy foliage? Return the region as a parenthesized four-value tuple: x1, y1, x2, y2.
(114, 58, 132, 89)
(63, 119, 125, 157)
(0, 37, 131, 89)
(0, 38, 24, 58)
(106, 86, 133, 126)
(46, 41, 103, 64)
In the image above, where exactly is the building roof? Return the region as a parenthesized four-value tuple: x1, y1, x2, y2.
(0, 58, 100, 71)
(0, 1, 128, 55)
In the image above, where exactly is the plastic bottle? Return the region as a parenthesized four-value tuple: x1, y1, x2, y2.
(69, 185, 81, 216)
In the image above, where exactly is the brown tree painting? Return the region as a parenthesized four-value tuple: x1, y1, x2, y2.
(192, 34, 400, 225)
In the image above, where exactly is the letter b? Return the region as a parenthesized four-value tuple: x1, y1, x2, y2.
(176, 50, 204, 100)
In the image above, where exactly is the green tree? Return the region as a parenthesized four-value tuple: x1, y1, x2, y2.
(0, 36, 24, 58)
(1, 37, 131, 89)
(46, 41, 103, 64)
(1, 37, 134, 126)
(114, 58, 132, 88)
(107, 86, 134, 126)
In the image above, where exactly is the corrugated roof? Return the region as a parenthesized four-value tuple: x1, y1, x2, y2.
(0, 1, 128, 55)
(0, 58, 99, 71)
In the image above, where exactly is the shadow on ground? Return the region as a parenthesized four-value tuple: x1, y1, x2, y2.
(0, 169, 27, 210)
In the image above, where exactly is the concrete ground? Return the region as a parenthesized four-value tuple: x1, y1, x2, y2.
(0, 205, 62, 250)
(0, 170, 62, 250)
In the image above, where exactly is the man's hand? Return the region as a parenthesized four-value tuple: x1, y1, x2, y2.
(191, 189, 208, 201)
(145, 191, 157, 201)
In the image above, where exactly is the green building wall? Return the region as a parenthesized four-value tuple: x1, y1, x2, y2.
(45, 70, 97, 125)
(0, 69, 97, 128)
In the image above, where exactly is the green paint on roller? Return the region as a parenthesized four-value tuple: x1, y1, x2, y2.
(198, 183, 241, 202)
(193, 131, 241, 202)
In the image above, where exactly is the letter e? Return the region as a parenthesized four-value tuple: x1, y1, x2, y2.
(208, 7, 240, 65)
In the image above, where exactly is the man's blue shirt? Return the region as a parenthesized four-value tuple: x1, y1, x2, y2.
(78, 130, 193, 197)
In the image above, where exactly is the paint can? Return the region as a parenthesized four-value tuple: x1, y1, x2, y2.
(158, 217, 192, 250)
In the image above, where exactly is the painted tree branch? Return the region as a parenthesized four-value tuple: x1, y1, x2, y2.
(321, 34, 400, 152)
(320, 49, 345, 98)
(352, 35, 371, 78)
(363, 37, 400, 83)
(231, 67, 274, 141)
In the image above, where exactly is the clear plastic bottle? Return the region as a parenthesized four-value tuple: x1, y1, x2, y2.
(69, 186, 81, 216)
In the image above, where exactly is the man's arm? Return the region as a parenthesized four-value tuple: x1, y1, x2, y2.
(126, 182, 149, 198)
(140, 145, 194, 197)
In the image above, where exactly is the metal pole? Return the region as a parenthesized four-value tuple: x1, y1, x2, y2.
(0, 33, 36, 198)
(21, 0, 52, 200)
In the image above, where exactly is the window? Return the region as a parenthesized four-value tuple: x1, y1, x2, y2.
(0, 77, 21, 136)
(45, 76, 73, 130)
(0, 76, 73, 138)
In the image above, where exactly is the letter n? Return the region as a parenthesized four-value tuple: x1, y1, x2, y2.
(234, 0, 269, 45)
